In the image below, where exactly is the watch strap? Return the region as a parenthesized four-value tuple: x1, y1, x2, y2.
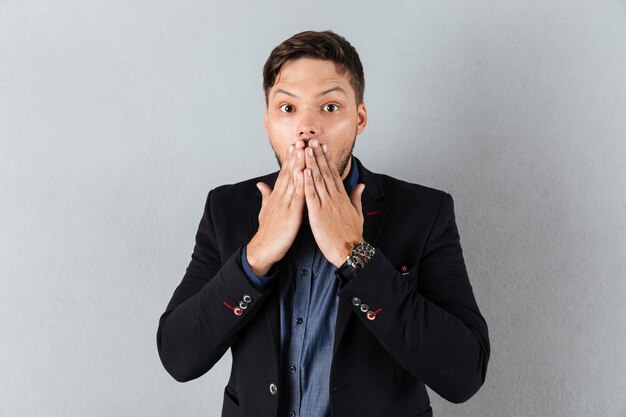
(335, 242, 376, 287)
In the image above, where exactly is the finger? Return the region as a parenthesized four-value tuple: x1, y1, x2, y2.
(350, 183, 365, 215)
(303, 168, 321, 209)
(295, 146, 305, 174)
(318, 141, 344, 192)
(284, 157, 302, 201)
(305, 144, 329, 199)
(289, 170, 305, 210)
(289, 139, 306, 185)
(291, 147, 305, 188)
(273, 145, 293, 190)
(320, 142, 345, 192)
(309, 139, 341, 194)
(275, 144, 299, 192)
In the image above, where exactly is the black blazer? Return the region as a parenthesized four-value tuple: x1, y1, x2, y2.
(157, 157, 490, 417)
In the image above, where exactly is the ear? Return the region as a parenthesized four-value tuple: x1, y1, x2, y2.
(264, 107, 270, 136)
(356, 102, 367, 135)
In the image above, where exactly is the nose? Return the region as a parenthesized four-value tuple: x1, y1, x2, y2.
(297, 109, 320, 139)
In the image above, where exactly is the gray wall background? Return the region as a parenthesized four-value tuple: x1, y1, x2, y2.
(1, 0, 625, 416)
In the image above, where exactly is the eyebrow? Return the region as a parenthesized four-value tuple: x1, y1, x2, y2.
(272, 86, 347, 99)
(317, 86, 347, 97)
(273, 88, 297, 98)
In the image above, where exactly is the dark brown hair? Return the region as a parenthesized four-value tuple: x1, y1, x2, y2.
(262, 30, 365, 104)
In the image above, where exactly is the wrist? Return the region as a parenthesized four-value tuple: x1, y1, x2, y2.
(338, 241, 376, 276)
(331, 238, 361, 268)
(246, 240, 274, 276)
(344, 235, 364, 258)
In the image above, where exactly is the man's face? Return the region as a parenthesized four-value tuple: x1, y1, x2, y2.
(264, 58, 367, 179)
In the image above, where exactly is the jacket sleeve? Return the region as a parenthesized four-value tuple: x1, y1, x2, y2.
(156, 190, 276, 382)
(336, 192, 490, 403)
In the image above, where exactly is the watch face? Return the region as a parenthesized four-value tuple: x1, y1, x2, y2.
(353, 243, 375, 260)
(349, 242, 375, 269)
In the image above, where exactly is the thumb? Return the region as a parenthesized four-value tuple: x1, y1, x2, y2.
(350, 183, 365, 212)
(256, 182, 272, 206)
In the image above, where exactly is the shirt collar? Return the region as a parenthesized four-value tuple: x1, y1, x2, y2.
(343, 155, 359, 194)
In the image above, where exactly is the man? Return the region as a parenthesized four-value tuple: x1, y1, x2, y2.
(157, 30, 490, 417)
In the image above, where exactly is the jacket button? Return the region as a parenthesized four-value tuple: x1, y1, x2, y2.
(269, 383, 278, 395)
(242, 294, 252, 303)
(238, 301, 248, 310)
(233, 307, 243, 316)
(366, 311, 377, 321)
(360, 304, 369, 312)
(351, 297, 361, 306)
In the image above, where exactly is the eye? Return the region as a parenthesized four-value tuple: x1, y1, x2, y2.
(323, 103, 339, 112)
(279, 104, 294, 113)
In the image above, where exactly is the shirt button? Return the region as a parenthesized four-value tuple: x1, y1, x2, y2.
(300, 269, 308, 276)
(360, 304, 369, 312)
(289, 411, 296, 417)
(289, 365, 297, 373)
(295, 317, 303, 325)
(269, 383, 278, 395)
(351, 297, 362, 306)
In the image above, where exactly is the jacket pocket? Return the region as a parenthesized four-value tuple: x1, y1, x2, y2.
(400, 265, 419, 286)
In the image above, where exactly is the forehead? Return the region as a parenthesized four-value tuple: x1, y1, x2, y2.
(270, 58, 353, 97)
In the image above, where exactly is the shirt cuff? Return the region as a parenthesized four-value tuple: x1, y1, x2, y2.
(241, 245, 278, 289)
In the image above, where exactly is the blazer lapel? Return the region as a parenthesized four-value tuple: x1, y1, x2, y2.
(333, 157, 388, 355)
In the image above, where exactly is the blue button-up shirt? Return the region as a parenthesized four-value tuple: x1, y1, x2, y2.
(242, 157, 359, 417)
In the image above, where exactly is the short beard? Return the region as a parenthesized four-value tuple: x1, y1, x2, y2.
(272, 137, 357, 179)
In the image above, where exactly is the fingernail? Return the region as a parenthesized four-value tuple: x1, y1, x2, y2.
(322, 144, 328, 154)
(297, 150, 302, 159)
(307, 148, 313, 157)
(311, 139, 319, 148)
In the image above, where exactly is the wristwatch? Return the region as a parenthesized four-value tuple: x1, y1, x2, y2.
(336, 242, 376, 286)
